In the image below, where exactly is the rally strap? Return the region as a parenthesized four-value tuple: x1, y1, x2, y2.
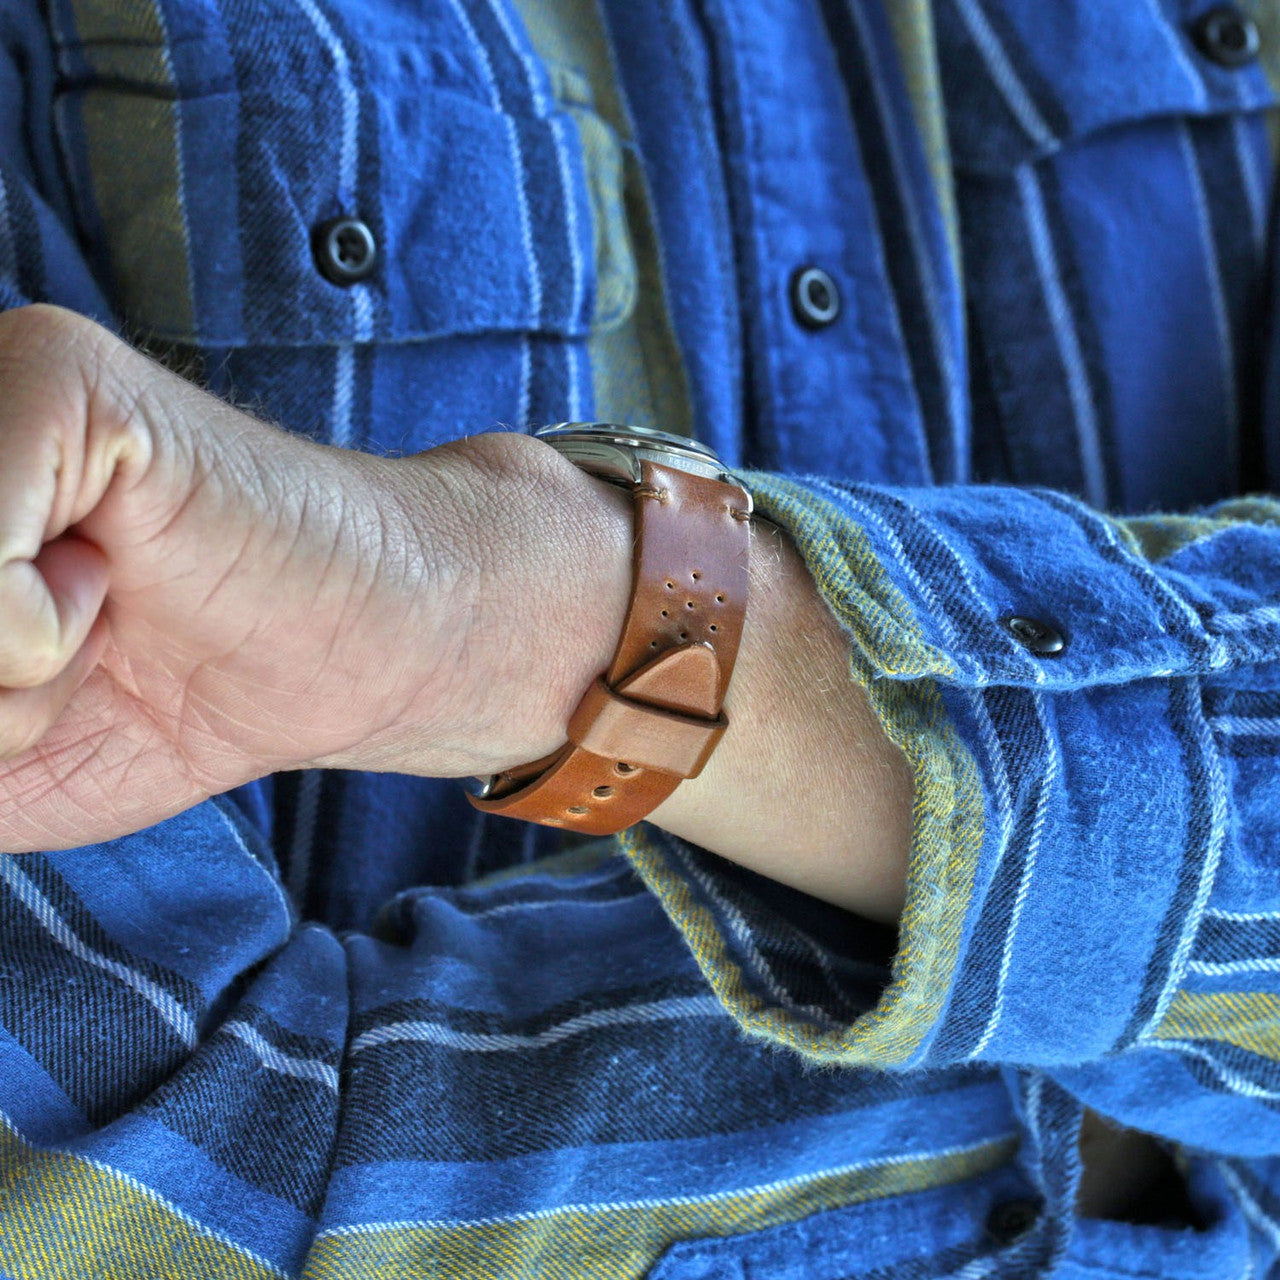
(469, 459, 751, 834)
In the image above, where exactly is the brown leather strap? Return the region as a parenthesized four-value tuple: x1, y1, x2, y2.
(469, 459, 751, 834)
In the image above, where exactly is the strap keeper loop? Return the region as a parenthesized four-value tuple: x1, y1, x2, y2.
(568, 678, 727, 779)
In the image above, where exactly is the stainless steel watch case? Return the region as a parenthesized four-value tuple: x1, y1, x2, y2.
(534, 422, 753, 514)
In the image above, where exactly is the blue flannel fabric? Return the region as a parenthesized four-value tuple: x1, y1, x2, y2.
(4, 0, 1280, 1274)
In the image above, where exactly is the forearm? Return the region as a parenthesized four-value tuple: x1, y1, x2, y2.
(375, 442, 912, 925)
(647, 514, 912, 925)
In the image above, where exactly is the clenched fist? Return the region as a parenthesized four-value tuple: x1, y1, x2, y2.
(0, 306, 631, 851)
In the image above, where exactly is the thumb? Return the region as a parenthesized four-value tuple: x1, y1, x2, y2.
(0, 535, 111, 689)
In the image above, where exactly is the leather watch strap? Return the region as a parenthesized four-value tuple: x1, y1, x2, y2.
(469, 458, 751, 834)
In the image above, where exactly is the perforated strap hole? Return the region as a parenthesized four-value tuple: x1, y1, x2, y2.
(661, 609, 669, 617)
(691, 571, 702, 581)
(709, 624, 718, 633)
(593, 786, 615, 798)
(666, 581, 675, 590)
(685, 601, 695, 609)
(615, 762, 636, 775)
(715, 594, 725, 604)
(567, 805, 590, 816)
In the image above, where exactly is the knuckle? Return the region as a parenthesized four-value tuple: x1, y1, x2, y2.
(0, 303, 132, 407)
(0, 305, 156, 493)
(0, 306, 115, 441)
(0, 303, 95, 365)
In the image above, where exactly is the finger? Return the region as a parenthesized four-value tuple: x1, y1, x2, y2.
(0, 535, 109, 688)
(0, 310, 118, 687)
(0, 307, 103, 551)
(0, 608, 109, 761)
(0, 309, 156, 545)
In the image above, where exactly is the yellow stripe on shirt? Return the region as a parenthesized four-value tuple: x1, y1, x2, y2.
(0, 1114, 281, 1280)
(511, 0, 694, 436)
(1155, 989, 1280, 1060)
(300, 1135, 1018, 1280)
(64, 0, 197, 339)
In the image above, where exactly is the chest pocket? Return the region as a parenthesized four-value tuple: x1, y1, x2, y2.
(932, 0, 1278, 512)
(46, 0, 632, 350)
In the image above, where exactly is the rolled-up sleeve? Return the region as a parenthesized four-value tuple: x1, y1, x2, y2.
(622, 471, 1280, 1154)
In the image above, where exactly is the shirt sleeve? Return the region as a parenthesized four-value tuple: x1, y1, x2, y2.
(620, 470, 1280, 1157)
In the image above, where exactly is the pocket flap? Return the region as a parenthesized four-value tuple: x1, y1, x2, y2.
(52, 7, 624, 349)
(935, 0, 1277, 174)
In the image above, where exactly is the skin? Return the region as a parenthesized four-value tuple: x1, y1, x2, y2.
(0, 304, 913, 923)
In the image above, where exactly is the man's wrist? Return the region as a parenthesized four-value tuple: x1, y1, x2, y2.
(320, 431, 633, 779)
(327, 431, 910, 925)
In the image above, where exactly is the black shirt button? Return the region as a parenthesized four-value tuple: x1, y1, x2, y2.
(790, 266, 841, 329)
(985, 1197, 1040, 1245)
(1189, 6, 1261, 68)
(1003, 615, 1066, 656)
(313, 217, 378, 285)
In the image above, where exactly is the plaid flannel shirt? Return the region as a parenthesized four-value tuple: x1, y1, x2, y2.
(4, 0, 1280, 1275)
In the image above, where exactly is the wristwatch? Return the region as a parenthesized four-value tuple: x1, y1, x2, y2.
(468, 422, 753, 835)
